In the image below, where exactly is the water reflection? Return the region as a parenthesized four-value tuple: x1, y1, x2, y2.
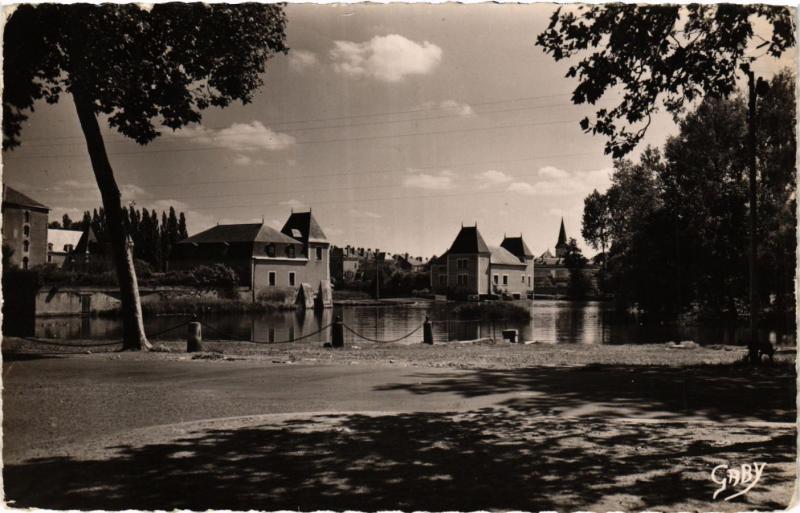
(33, 300, 794, 346)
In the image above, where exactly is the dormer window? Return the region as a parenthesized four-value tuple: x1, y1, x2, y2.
(265, 244, 276, 257)
(286, 245, 296, 258)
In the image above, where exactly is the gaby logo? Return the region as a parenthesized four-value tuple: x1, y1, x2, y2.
(711, 463, 766, 501)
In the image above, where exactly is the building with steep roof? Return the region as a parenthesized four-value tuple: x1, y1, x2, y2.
(431, 224, 534, 298)
(170, 210, 330, 301)
(534, 219, 599, 297)
(555, 217, 568, 257)
(46, 228, 83, 267)
(2, 185, 50, 269)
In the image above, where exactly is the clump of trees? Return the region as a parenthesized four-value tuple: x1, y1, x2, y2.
(580, 72, 795, 325)
(74, 205, 189, 272)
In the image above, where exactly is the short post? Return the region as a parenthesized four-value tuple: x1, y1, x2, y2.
(423, 315, 433, 345)
(187, 321, 203, 353)
(332, 315, 344, 348)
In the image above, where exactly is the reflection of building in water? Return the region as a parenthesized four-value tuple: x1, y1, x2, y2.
(534, 218, 600, 297)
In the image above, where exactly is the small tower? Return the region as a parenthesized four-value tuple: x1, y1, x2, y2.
(555, 217, 568, 258)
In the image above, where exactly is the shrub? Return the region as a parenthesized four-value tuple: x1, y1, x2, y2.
(453, 302, 531, 321)
(257, 288, 289, 304)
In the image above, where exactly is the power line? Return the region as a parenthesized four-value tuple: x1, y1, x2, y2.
(17, 99, 575, 150)
(4, 117, 582, 161)
(21, 149, 599, 193)
(12, 91, 573, 145)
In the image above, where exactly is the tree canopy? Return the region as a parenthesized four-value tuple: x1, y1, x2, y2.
(536, 4, 794, 157)
(4, 3, 288, 148)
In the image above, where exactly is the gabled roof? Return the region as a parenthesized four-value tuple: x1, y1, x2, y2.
(281, 211, 328, 243)
(180, 223, 300, 245)
(448, 226, 490, 254)
(539, 249, 555, 259)
(2, 185, 49, 211)
(74, 227, 99, 254)
(501, 236, 533, 259)
(490, 246, 527, 267)
(47, 229, 83, 253)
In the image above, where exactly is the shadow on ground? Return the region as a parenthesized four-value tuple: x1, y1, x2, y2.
(4, 363, 795, 511)
(375, 363, 796, 422)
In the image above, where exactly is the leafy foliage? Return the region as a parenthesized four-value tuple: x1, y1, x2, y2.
(536, 4, 795, 157)
(452, 302, 531, 322)
(4, 3, 288, 148)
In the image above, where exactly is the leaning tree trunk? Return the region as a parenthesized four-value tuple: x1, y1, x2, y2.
(72, 87, 150, 350)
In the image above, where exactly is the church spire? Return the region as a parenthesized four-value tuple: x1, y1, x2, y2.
(555, 217, 568, 257)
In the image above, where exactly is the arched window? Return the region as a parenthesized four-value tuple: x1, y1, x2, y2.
(23, 211, 30, 223)
(286, 245, 296, 258)
(265, 244, 276, 257)
(23, 225, 30, 236)
(23, 240, 29, 252)
(22, 257, 29, 270)
(48, 243, 53, 251)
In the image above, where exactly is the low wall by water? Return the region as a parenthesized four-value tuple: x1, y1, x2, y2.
(35, 286, 252, 316)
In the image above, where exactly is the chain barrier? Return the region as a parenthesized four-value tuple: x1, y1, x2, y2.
(342, 322, 425, 344)
(199, 319, 333, 345)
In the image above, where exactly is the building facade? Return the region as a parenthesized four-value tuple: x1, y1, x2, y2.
(534, 218, 600, 297)
(171, 211, 330, 301)
(47, 228, 83, 267)
(2, 186, 49, 269)
(430, 225, 534, 299)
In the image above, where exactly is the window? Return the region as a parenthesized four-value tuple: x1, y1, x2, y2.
(23, 211, 29, 223)
(457, 258, 468, 270)
(48, 243, 53, 251)
(493, 274, 499, 285)
(23, 225, 29, 236)
(64, 244, 73, 252)
(288, 272, 296, 287)
(439, 275, 447, 286)
(286, 245, 296, 258)
(528, 276, 532, 287)
(457, 274, 468, 286)
(265, 244, 276, 257)
(502, 275, 508, 285)
(521, 274, 525, 283)
(47, 254, 52, 263)
(22, 257, 28, 270)
(23, 240, 29, 252)
(316, 247, 323, 261)
(268, 271, 276, 286)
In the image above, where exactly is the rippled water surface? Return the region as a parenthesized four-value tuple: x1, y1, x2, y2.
(35, 300, 794, 346)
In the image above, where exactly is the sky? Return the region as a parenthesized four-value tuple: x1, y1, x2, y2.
(2, 4, 794, 259)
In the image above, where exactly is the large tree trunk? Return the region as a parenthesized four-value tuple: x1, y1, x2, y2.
(72, 87, 150, 350)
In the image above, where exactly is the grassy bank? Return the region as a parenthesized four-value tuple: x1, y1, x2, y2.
(453, 301, 531, 321)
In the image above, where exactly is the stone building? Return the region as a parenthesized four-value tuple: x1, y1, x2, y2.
(46, 228, 83, 267)
(534, 218, 599, 297)
(2, 185, 49, 269)
(430, 225, 534, 299)
(171, 210, 330, 301)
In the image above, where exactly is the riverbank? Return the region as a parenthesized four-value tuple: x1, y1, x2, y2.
(3, 348, 795, 511)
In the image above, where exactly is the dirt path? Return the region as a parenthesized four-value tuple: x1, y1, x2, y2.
(3, 350, 796, 511)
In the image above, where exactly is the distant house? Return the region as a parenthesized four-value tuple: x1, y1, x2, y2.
(47, 228, 83, 267)
(430, 225, 534, 299)
(330, 244, 361, 282)
(2, 185, 49, 269)
(171, 210, 330, 300)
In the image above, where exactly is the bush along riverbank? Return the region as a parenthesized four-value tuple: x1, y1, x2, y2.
(452, 302, 531, 321)
(100, 297, 297, 317)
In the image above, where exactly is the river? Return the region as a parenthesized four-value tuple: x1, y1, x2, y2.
(34, 300, 794, 346)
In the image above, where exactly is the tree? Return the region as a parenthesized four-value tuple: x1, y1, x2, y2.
(562, 238, 590, 299)
(62, 213, 73, 230)
(581, 189, 612, 290)
(537, 4, 794, 362)
(4, 4, 288, 349)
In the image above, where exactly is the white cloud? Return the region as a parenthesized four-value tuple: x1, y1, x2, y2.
(288, 49, 318, 72)
(232, 154, 266, 167)
(422, 99, 474, 117)
(507, 166, 612, 197)
(402, 170, 455, 190)
(281, 199, 306, 210)
(174, 121, 295, 152)
(478, 169, 512, 185)
(349, 208, 382, 219)
(330, 34, 442, 82)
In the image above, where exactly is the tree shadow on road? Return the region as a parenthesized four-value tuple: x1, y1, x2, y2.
(5, 402, 795, 511)
(375, 362, 796, 423)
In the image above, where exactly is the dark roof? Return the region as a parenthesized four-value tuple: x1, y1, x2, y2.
(501, 236, 533, 259)
(447, 226, 490, 254)
(74, 227, 100, 253)
(181, 223, 300, 245)
(556, 218, 567, 248)
(2, 185, 49, 211)
(489, 246, 527, 267)
(281, 211, 328, 243)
